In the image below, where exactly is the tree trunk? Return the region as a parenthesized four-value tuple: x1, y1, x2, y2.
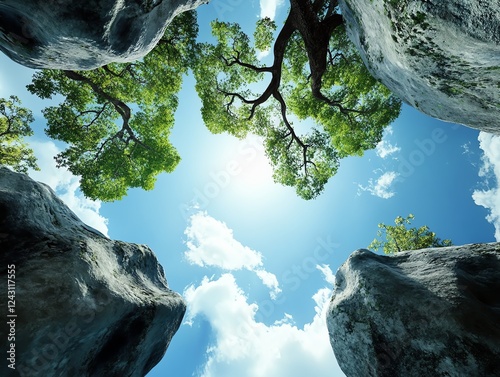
(288, 0, 343, 99)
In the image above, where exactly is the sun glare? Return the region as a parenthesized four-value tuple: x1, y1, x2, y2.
(230, 137, 275, 190)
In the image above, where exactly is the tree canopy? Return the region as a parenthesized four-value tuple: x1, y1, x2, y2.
(26, 1, 401, 201)
(194, 0, 401, 199)
(0, 95, 38, 173)
(26, 11, 198, 201)
(368, 214, 453, 254)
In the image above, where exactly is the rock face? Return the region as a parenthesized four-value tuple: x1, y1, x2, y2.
(338, 0, 500, 132)
(0, 0, 207, 70)
(0, 167, 185, 377)
(327, 245, 500, 377)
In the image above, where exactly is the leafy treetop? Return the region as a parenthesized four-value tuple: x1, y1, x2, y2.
(368, 214, 453, 254)
(27, 1, 401, 201)
(0, 95, 38, 174)
(193, 0, 401, 199)
(26, 11, 198, 201)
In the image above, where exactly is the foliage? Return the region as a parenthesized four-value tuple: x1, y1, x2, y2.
(285, 25, 400, 157)
(0, 95, 38, 173)
(27, 3, 402, 202)
(254, 17, 277, 52)
(368, 214, 453, 254)
(193, 1, 401, 199)
(26, 11, 198, 201)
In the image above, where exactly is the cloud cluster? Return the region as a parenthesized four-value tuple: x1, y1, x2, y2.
(28, 140, 109, 236)
(184, 212, 281, 298)
(376, 140, 401, 159)
(375, 126, 400, 159)
(260, 0, 284, 20)
(358, 126, 400, 199)
(256, 0, 285, 59)
(184, 267, 344, 377)
(359, 171, 399, 199)
(183, 214, 344, 376)
(472, 132, 500, 240)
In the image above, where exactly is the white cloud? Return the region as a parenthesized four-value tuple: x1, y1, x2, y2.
(28, 140, 109, 236)
(184, 212, 280, 299)
(461, 141, 472, 155)
(257, 49, 271, 60)
(375, 126, 400, 158)
(256, 0, 284, 59)
(184, 266, 344, 377)
(274, 313, 294, 326)
(185, 212, 263, 270)
(375, 140, 400, 159)
(477, 132, 500, 179)
(255, 269, 282, 299)
(472, 132, 500, 240)
(316, 264, 336, 286)
(372, 171, 398, 198)
(260, 0, 284, 20)
(359, 171, 398, 199)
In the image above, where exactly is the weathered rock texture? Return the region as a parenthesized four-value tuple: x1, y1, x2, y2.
(0, 0, 207, 70)
(327, 244, 500, 377)
(0, 167, 185, 377)
(339, 0, 500, 132)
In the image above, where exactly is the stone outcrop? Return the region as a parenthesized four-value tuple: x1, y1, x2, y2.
(0, 167, 185, 376)
(338, 0, 500, 132)
(0, 0, 207, 70)
(327, 244, 500, 377)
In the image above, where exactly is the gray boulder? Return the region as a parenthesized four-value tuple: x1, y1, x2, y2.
(0, 0, 207, 70)
(0, 167, 185, 377)
(327, 245, 500, 377)
(338, 0, 500, 132)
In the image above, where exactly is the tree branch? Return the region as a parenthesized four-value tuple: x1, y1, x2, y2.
(220, 54, 273, 73)
(273, 89, 313, 177)
(102, 64, 144, 83)
(63, 70, 151, 155)
(74, 104, 109, 129)
(0, 114, 13, 137)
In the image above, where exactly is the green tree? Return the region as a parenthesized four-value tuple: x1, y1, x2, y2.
(28, 3, 401, 202)
(369, 214, 453, 254)
(0, 95, 38, 173)
(193, 0, 401, 199)
(26, 11, 198, 201)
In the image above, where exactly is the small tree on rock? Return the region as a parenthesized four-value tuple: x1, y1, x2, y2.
(369, 214, 453, 254)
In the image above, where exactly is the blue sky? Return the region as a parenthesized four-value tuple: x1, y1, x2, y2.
(1, 0, 499, 376)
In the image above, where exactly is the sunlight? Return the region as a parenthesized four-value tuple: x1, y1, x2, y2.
(229, 136, 275, 192)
